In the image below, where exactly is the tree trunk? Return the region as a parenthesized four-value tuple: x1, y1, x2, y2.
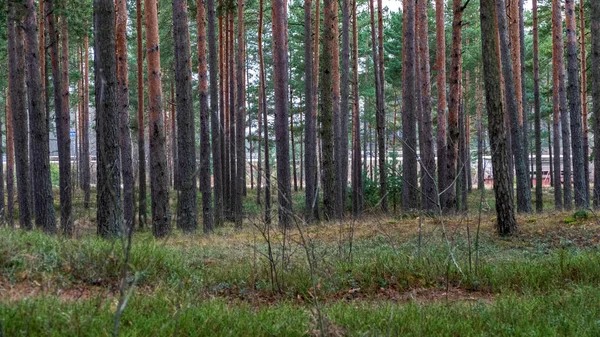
(23, 0, 57, 233)
(173, 0, 198, 232)
(291, 109, 298, 192)
(533, 0, 543, 212)
(553, 0, 572, 210)
(338, 0, 350, 217)
(145, 0, 170, 237)
(331, 0, 342, 219)
(476, 78, 485, 191)
(136, 0, 147, 228)
(376, 0, 387, 213)
(351, 0, 363, 216)
(580, 0, 589, 198)
(304, 0, 318, 221)
(8, 3, 32, 230)
(227, 12, 236, 222)
(258, 0, 271, 223)
(444, 0, 465, 211)
(565, 0, 587, 208)
(235, 0, 246, 228)
(198, 0, 213, 233)
(116, 0, 136, 233)
(496, 0, 532, 212)
(417, 0, 436, 211)
(272, 0, 293, 226)
(82, 33, 91, 209)
(480, 0, 517, 235)
(6, 89, 15, 228)
(591, 0, 600, 208)
(94, 0, 123, 238)
(436, 0, 447, 207)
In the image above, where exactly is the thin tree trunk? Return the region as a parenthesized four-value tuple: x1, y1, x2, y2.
(580, 0, 589, 198)
(117, 0, 136, 233)
(436, 0, 447, 207)
(272, 0, 293, 226)
(496, 0, 532, 212)
(351, 0, 363, 216)
(303, 0, 317, 221)
(6, 89, 15, 227)
(533, 0, 543, 212)
(376, 0, 387, 213)
(258, 0, 271, 223)
(235, 0, 246, 228)
(198, 0, 213, 233)
(82, 33, 91, 209)
(591, 0, 600, 207)
(417, 0, 436, 211)
(553, 0, 571, 210)
(173, 0, 198, 232)
(8, 2, 32, 230)
(476, 79, 484, 191)
(145, 0, 170, 237)
(565, 0, 587, 208)
(136, 0, 147, 228)
(228, 12, 236, 222)
(480, 0, 517, 235)
(94, 0, 123, 238)
(291, 109, 298, 192)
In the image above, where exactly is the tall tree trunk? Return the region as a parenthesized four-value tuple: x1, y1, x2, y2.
(553, 0, 572, 210)
(23, 0, 57, 233)
(591, 0, 600, 208)
(480, 0, 517, 235)
(331, 0, 342, 219)
(402, 0, 418, 211)
(145, 0, 170, 237)
(58, 16, 73, 234)
(476, 79, 485, 191)
(207, 0, 222, 227)
(235, 0, 246, 228)
(291, 109, 298, 192)
(136, 0, 147, 228)
(258, 0, 271, 223)
(228, 12, 236, 222)
(580, 0, 589, 198)
(116, 0, 136, 233)
(198, 0, 213, 233)
(351, 0, 363, 216)
(376, 0, 387, 213)
(436, 0, 447, 207)
(417, 0, 436, 211)
(82, 33, 91, 209)
(272, 0, 293, 226)
(496, 0, 532, 212)
(94, 0, 123, 238)
(8, 2, 32, 230)
(173, 0, 198, 232)
(445, 0, 466, 211)
(321, 0, 336, 220)
(6, 89, 15, 228)
(533, 0, 543, 212)
(565, 0, 586, 208)
(304, 0, 318, 221)
(338, 0, 350, 217)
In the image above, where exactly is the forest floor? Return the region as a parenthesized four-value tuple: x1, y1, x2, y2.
(1, 189, 600, 336)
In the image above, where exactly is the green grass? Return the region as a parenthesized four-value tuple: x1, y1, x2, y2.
(2, 193, 600, 336)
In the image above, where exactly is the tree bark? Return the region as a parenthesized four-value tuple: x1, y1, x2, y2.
(8, 2, 32, 230)
(272, 0, 293, 226)
(376, 0, 387, 213)
(136, 0, 147, 228)
(23, 0, 57, 233)
(94, 0, 123, 238)
(207, 0, 222, 227)
(6, 88, 15, 228)
(591, 0, 600, 208)
(496, 0, 532, 212)
(480, 0, 517, 235)
(533, 0, 543, 212)
(402, 0, 418, 211)
(304, 0, 318, 222)
(580, 0, 589, 198)
(553, 0, 572, 210)
(82, 33, 91, 209)
(173, 0, 198, 232)
(145, 0, 170, 237)
(436, 0, 447, 207)
(116, 0, 136, 233)
(351, 0, 363, 217)
(417, 0, 436, 211)
(565, 0, 587, 208)
(198, 0, 213, 233)
(321, 0, 336, 220)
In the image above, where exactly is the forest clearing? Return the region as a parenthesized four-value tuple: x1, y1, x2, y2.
(2, 0, 600, 334)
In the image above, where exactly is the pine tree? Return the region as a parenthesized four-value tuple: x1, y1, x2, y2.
(480, 0, 517, 235)
(533, 0, 543, 212)
(591, 0, 600, 207)
(436, 0, 447, 207)
(136, 0, 147, 228)
(94, 0, 123, 238)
